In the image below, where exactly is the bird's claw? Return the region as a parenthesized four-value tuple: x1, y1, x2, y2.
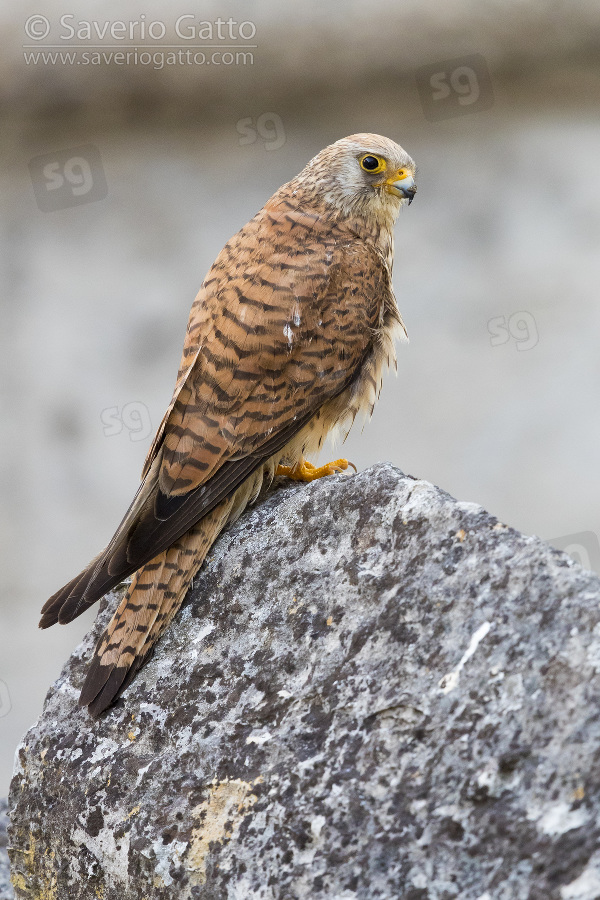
(276, 457, 356, 482)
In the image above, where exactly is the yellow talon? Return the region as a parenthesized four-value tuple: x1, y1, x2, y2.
(276, 456, 356, 482)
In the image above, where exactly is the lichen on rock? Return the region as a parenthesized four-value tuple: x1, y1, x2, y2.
(0, 799, 13, 900)
(7, 464, 600, 899)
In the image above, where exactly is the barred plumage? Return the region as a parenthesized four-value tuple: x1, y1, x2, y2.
(40, 133, 416, 715)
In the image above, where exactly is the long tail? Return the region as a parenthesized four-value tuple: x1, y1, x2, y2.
(79, 498, 233, 717)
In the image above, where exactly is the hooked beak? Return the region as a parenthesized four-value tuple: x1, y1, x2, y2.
(383, 170, 417, 205)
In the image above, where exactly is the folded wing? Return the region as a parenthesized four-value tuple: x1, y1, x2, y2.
(40, 202, 391, 629)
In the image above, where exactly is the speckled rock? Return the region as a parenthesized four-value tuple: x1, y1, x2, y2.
(0, 800, 13, 900)
(8, 464, 600, 899)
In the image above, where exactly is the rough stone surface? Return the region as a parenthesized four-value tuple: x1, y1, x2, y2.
(8, 464, 600, 899)
(0, 800, 13, 900)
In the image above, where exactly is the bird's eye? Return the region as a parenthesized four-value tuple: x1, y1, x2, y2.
(360, 154, 385, 173)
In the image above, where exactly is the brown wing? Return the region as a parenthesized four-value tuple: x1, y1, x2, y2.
(40, 199, 391, 627)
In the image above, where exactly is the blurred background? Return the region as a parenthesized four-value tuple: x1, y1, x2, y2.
(1, 0, 600, 799)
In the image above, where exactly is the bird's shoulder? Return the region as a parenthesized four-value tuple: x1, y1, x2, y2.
(193, 199, 391, 319)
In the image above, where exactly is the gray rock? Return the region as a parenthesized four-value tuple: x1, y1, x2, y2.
(8, 464, 600, 899)
(0, 800, 14, 900)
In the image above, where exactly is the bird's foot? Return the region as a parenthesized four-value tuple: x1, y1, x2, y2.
(276, 456, 356, 482)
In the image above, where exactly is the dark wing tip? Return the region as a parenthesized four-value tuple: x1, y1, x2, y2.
(40, 558, 130, 630)
(39, 611, 58, 630)
(38, 572, 87, 628)
(57, 596, 90, 625)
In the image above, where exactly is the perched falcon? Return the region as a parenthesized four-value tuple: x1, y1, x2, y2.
(40, 133, 417, 716)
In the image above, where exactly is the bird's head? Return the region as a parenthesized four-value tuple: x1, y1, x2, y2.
(287, 133, 416, 227)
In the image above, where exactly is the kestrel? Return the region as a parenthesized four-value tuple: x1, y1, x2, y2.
(40, 133, 417, 716)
